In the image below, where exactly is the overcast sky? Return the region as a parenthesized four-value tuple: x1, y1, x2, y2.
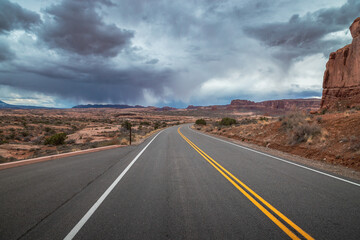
(0, 0, 359, 108)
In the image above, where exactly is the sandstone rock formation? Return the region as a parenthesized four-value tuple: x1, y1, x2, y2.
(259, 99, 320, 111)
(230, 99, 320, 112)
(321, 17, 360, 110)
(186, 98, 320, 114)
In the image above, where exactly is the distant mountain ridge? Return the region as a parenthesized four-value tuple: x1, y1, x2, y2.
(0, 100, 51, 109)
(72, 104, 145, 109)
(1, 98, 321, 112)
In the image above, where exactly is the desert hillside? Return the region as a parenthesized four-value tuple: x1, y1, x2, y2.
(194, 110, 360, 171)
(0, 108, 193, 163)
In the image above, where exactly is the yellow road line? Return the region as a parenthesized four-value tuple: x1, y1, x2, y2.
(178, 127, 314, 240)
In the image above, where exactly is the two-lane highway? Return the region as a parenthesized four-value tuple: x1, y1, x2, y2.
(0, 125, 359, 239)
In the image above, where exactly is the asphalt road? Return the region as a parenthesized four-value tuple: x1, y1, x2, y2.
(0, 125, 359, 240)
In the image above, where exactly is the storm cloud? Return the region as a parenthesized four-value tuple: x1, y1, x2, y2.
(0, 0, 359, 107)
(0, 41, 14, 62)
(1, 63, 174, 104)
(0, 0, 41, 34)
(244, 0, 360, 62)
(38, 0, 134, 57)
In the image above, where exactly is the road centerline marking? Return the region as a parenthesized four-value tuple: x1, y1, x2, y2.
(178, 127, 314, 240)
(64, 130, 164, 240)
(189, 125, 360, 187)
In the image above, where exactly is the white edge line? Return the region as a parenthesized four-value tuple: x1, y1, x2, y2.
(64, 130, 164, 240)
(188, 126, 360, 187)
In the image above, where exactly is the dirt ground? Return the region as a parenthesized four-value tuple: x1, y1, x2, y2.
(194, 110, 360, 171)
(0, 108, 194, 163)
(2, 107, 359, 174)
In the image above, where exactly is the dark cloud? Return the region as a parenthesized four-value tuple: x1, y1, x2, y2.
(2, 59, 175, 104)
(145, 59, 159, 64)
(0, 0, 41, 34)
(0, 41, 15, 61)
(244, 0, 360, 61)
(38, 0, 134, 57)
(0, 0, 355, 107)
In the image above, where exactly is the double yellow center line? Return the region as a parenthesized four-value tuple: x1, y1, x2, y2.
(178, 127, 314, 240)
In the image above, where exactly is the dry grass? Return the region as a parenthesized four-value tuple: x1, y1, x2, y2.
(279, 113, 321, 145)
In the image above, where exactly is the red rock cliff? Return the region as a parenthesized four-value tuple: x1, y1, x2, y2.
(229, 98, 320, 111)
(321, 17, 360, 110)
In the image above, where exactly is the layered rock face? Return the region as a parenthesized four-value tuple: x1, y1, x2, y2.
(259, 99, 320, 111)
(229, 98, 320, 112)
(321, 17, 360, 110)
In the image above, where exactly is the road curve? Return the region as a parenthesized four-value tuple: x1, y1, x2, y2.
(0, 125, 359, 239)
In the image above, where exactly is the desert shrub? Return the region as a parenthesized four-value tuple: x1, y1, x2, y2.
(259, 117, 269, 121)
(291, 124, 321, 145)
(8, 132, 16, 140)
(195, 119, 207, 125)
(281, 113, 321, 145)
(104, 126, 111, 129)
(44, 127, 52, 132)
(281, 113, 306, 131)
(153, 122, 160, 130)
(44, 132, 67, 145)
(239, 118, 257, 125)
(220, 117, 237, 126)
(140, 121, 150, 126)
(316, 117, 322, 124)
(21, 131, 29, 137)
(0, 137, 8, 144)
(349, 136, 360, 152)
(122, 121, 132, 130)
(320, 108, 327, 115)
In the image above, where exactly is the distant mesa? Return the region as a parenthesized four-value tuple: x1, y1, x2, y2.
(230, 99, 320, 112)
(72, 104, 145, 109)
(186, 99, 320, 113)
(0, 100, 50, 109)
(155, 106, 177, 111)
(321, 17, 360, 110)
(186, 105, 200, 110)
